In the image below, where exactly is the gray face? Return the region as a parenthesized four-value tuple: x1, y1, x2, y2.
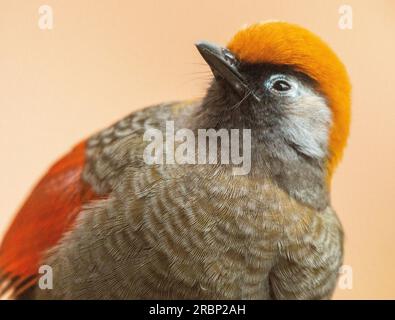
(199, 63, 332, 163)
(194, 63, 332, 209)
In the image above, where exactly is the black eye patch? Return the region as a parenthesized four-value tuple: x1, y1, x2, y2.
(238, 62, 317, 91)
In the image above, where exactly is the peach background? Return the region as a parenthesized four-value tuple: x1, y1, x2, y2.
(1, 0, 394, 299)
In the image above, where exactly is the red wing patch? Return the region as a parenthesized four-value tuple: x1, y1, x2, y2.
(0, 141, 101, 298)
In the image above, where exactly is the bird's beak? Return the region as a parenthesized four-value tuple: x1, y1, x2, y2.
(196, 41, 252, 99)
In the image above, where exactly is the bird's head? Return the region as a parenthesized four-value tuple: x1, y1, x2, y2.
(196, 22, 351, 191)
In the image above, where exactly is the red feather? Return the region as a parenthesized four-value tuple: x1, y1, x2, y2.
(0, 141, 101, 296)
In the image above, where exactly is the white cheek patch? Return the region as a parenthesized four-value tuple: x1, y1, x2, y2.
(280, 93, 332, 159)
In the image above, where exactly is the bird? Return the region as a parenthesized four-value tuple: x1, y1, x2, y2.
(0, 21, 350, 299)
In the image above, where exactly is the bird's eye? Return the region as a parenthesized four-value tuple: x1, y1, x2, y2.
(267, 75, 297, 96)
(272, 80, 291, 92)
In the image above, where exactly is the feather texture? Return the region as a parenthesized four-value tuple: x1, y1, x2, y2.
(0, 141, 100, 297)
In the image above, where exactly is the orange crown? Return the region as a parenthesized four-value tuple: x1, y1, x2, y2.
(227, 22, 351, 181)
